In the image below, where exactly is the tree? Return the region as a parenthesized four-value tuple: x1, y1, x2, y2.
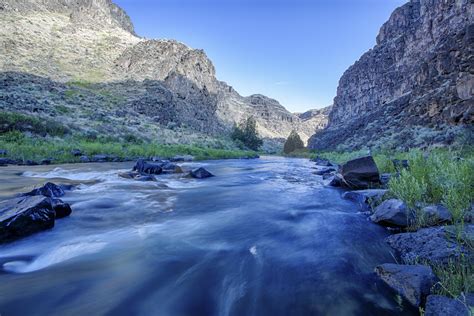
(283, 130, 305, 154)
(231, 116, 263, 151)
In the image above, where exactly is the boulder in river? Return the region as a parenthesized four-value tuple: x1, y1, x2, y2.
(133, 159, 163, 175)
(0, 158, 16, 165)
(375, 264, 438, 307)
(51, 199, 72, 219)
(424, 295, 470, 316)
(162, 162, 184, 174)
(119, 171, 156, 181)
(386, 225, 473, 265)
(313, 167, 336, 176)
(420, 204, 452, 225)
(340, 156, 380, 189)
(342, 189, 387, 211)
(190, 167, 214, 179)
(22, 182, 65, 198)
(370, 199, 414, 227)
(0, 196, 55, 243)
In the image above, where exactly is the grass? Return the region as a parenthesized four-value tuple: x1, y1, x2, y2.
(0, 132, 258, 163)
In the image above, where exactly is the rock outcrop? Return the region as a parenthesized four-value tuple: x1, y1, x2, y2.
(309, 0, 473, 150)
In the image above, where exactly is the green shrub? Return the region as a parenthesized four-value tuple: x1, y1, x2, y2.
(283, 130, 305, 154)
(0, 111, 69, 136)
(231, 116, 263, 151)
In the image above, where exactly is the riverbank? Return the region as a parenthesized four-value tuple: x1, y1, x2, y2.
(0, 133, 259, 165)
(308, 148, 473, 314)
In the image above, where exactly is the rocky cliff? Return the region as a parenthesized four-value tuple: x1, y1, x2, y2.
(309, 0, 473, 150)
(0, 0, 323, 146)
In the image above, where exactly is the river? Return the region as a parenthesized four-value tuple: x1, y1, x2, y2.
(0, 157, 417, 315)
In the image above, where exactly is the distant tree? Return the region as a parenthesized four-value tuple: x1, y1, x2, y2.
(231, 116, 263, 151)
(283, 130, 305, 154)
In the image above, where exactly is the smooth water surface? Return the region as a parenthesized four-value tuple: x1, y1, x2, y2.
(0, 157, 416, 315)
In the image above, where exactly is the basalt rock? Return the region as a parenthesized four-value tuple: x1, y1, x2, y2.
(424, 295, 470, 316)
(340, 156, 380, 189)
(0, 196, 55, 243)
(22, 182, 65, 198)
(51, 199, 72, 219)
(342, 189, 388, 211)
(190, 167, 214, 179)
(133, 159, 163, 175)
(420, 204, 452, 225)
(386, 225, 473, 265)
(370, 199, 414, 227)
(375, 264, 438, 307)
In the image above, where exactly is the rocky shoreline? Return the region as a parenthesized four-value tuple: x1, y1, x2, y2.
(312, 155, 473, 315)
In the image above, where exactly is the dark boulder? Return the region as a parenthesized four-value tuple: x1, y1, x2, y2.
(133, 159, 163, 175)
(340, 156, 380, 189)
(386, 225, 473, 265)
(370, 199, 414, 227)
(190, 167, 214, 179)
(375, 264, 438, 307)
(162, 162, 184, 174)
(0, 196, 55, 243)
(22, 182, 65, 198)
(0, 158, 16, 165)
(326, 173, 343, 187)
(71, 149, 83, 156)
(119, 171, 156, 181)
(421, 204, 452, 224)
(51, 199, 72, 219)
(342, 189, 387, 211)
(424, 295, 469, 316)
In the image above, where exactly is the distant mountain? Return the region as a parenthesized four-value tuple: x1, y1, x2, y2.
(0, 0, 324, 146)
(309, 0, 473, 150)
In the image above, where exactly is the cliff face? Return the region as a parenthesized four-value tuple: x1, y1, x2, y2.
(309, 0, 473, 150)
(0, 0, 325, 144)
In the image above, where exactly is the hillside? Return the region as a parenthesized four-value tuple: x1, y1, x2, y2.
(0, 0, 323, 147)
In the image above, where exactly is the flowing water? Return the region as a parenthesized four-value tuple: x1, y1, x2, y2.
(0, 157, 417, 316)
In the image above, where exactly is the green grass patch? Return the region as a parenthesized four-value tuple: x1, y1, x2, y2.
(0, 134, 258, 163)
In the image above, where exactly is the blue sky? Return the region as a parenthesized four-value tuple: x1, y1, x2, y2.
(115, 0, 407, 112)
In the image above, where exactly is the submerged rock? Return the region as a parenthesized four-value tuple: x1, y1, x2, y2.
(190, 167, 214, 179)
(342, 189, 387, 211)
(0, 196, 55, 243)
(370, 199, 414, 227)
(340, 156, 380, 189)
(22, 182, 65, 198)
(386, 225, 473, 265)
(375, 264, 438, 307)
(162, 162, 184, 174)
(133, 159, 163, 175)
(119, 171, 156, 181)
(424, 295, 470, 316)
